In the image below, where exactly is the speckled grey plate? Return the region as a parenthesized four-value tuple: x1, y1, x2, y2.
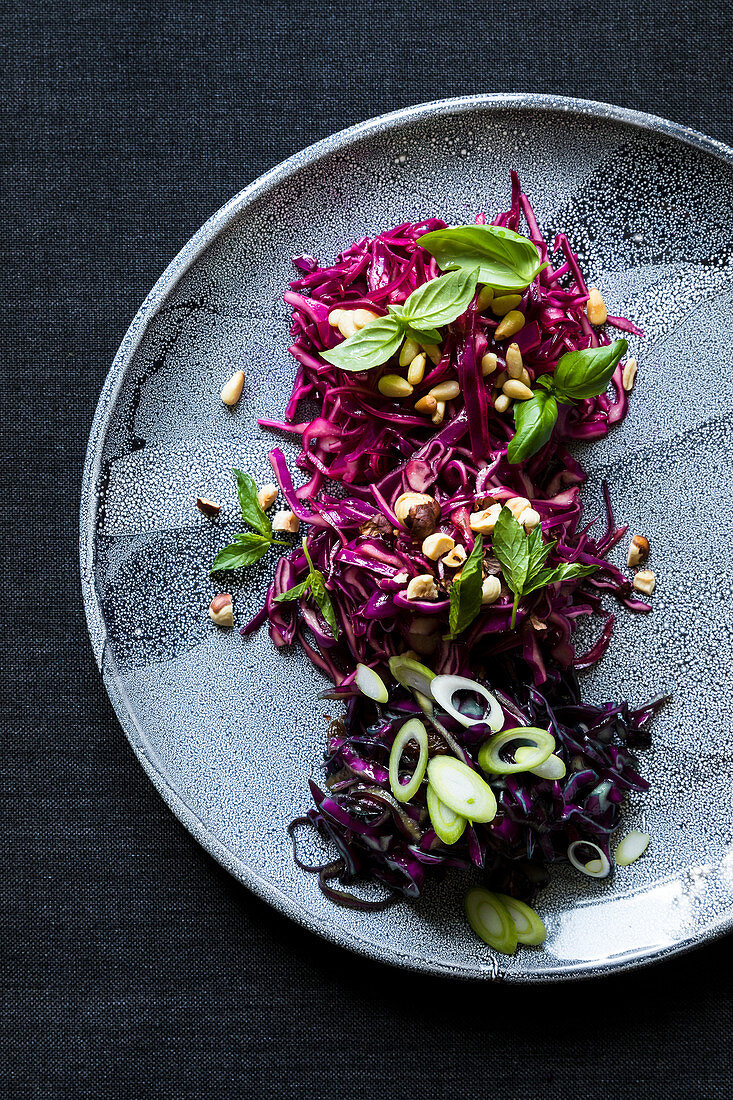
(81, 95, 733, 981)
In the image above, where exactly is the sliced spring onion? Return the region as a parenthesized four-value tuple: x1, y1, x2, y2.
(430, 674, 503, 731)
(415, 690, 434, 718)
(388, 718, 429, 804)
(514, 746, 566, 780)
(426, 783, 467, 845)
(427, 756, 497, 823)
(496, 893, 547, 946)
(388, 655, 435, 698)
(478, 727, 555, 775)
(615, 830, 650, 867)
(567, 840, 611, 879)
(464, 887, 518, 954)
(355, 663, 388, 704)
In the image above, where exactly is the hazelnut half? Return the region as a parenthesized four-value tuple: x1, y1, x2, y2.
(627, 535, 650, 568)
(209, 594, 233, 627)
(196, 496, 221, 517)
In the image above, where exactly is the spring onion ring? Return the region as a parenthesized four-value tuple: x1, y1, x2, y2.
(388, 655, 435, 698)
(430, 674, 503, 731)
(388, 718, 429, 804)
(496, 893, 547, 945)
(426, 783, 467, 845)
(355, 663, 388, 704)
(615, 830, 650, 867)
(478, 727, 555, 775)
(464, 887, 518, 954)
(514, 746, 567, 780)
(427, 756, 497, 822)
(567, 840, 611, 879)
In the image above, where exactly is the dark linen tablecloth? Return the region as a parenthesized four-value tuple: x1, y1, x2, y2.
(3, 3, 732, 1097)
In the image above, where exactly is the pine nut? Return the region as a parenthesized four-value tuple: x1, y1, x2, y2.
(378, 374, 413, 398)
(352, 308, 380, 330)
(494, 393, 511, 413)
(414, 395, 438, 415)
(633, 569, 656, 596)
(273, 510, 299, 533)
(503, 379, 533, 401)
(422, 532, 455, 559)
(476, 285, 494, 313)
(257, 484, 278, 510)
(328, 309, 344, 327)
(337, 313, 358, 338)
(421, 343, 442, 365)
(495, 311, 526, 339)
(220, 370, 245, 406)
(494, 370, 508, 389)
(481, 575, 502, 605)
(520, 368, 532, 387)
(622, 357, 638, 391)
(586, 286, 608, 326)
(431, 401, 446, 425)
(399, 337, 421, 367)
(492, 294, 522, 316)
(481, 352, 498, 377)
(407, 353, 427, 385)
(506, 343, 523, 378)
(428, 380, 460, 401)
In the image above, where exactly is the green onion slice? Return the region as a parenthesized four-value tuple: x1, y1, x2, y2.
(354, 663, 388, 704)
(388, 655, 435, 698)
(464, 888, 518, 955)
(495, 893, 547, 945)
(427, 756, 497, 822)
(478, 727, 555, 775)
(567, 840, 611, 879)
(615, 830, 650, 867)
(515, 746, 566, 780)
(426, 783, 467, 845)
(430, 674, 504, 731)
(388, 718, 429, 804)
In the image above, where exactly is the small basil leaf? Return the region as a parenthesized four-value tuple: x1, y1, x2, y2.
(448, 533, 484, 637)
(491, 508, 530, 598)
(552, 339, 628, 401)
(525, 524, 555, 587)
(321, 315, 404, 371)
(506, 391, 558, 464)
(418, 225, 547, 292)
(309, 569, 340, 639)
(401, 268, 479, 329)
(523, 561, 598, 595)
(233, 468, 272, 537)
(210, 533, 271, 573)
(274, 578, 312, 603)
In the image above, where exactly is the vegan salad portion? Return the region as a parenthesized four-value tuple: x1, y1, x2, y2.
(203, 173, 666, 955)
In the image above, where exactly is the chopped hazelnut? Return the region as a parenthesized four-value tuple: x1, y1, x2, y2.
(208, 594, 233, 627)
(394, 491, 435, 524)
(481, 576, 502, 605)
(442, 545, 467, 569)
(408, 500, 441, 541)
(405, 574, 439, 600)
(469, 503, 502, 535)
(627, 535, 650, 568)
(422, 532, 455, 560)
(196, 496, 221, 517)
(272, 510, 299, 534)
(257, 484, 278, 510)
(633, 570, 656, 596)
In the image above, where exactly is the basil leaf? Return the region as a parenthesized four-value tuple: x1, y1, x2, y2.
(321, 315, 404, 371)
(233, 468, 272, 537)
(523, 561, 598, 595)
(401, 268, 479, 329)
(418, 225, 547, 292)
(210, 533, 271, 573)
(492, 508, 530, 596)
(274, 578, 311, 603)
(448, 534, 484, 637)
(405, 325, 442, 345)
(552, 339, 628, 401)
(524, 524, 555, 587)
(507, 391, 558, 464)
(309, 568, 340, 639)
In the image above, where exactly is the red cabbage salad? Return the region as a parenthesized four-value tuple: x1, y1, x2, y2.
(209, 173, 665, 955)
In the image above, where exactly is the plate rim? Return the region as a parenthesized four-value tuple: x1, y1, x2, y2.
(79, 93, 733, 981)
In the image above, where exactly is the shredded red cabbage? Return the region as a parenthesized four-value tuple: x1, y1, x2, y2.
(243, 174, 663, 911)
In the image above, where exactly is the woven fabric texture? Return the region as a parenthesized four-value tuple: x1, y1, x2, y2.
(3, 2, 732, 1097)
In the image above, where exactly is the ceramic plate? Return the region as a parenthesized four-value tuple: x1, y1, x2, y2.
(80, 95, 733, 980)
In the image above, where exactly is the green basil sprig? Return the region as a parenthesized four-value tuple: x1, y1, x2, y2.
(417, 225, 547, 292)
(507, 339, 629, 464)
(274, 538, 339, 639)
(492, 507, 598, 628)
(210, 469, 288, 573)
(447, 534, 484, 638)
(321, 267, 479, 372)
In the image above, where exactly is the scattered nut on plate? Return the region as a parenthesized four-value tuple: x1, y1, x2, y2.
(627, 534, 650, 568)
(196, 496, 221, 517)
(257, 484, 279, 510)
(220, 370, 245, 406)
(209, 594, 233, 627)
